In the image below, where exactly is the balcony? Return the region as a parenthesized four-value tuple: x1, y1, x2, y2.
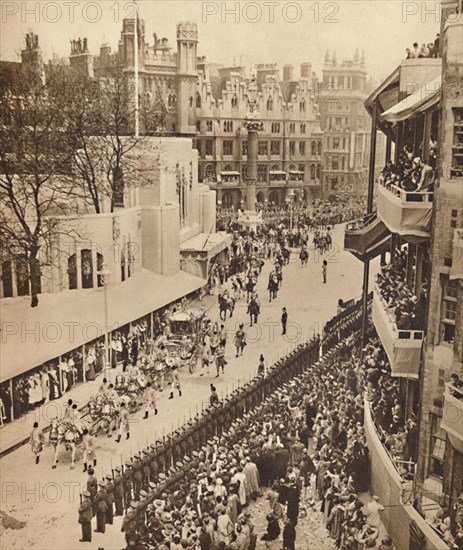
(441, 383, 463, 454)
(269, 171, 287, 186)
(377, 180, 433, 241)
(344, 212, 391, 262)
(219, 171, 241, 185)
(372, 284, 423, 379)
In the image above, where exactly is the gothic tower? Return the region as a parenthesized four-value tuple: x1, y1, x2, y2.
(176, 22, 198, 135)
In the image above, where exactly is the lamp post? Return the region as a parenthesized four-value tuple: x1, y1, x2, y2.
(97, 264, 112, 380)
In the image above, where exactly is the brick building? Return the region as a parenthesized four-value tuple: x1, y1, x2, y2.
(194, 62, 324, 208)
(345, 1, 462, 546)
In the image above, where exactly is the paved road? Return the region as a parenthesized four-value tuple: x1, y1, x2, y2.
(0, 225, 378, 550)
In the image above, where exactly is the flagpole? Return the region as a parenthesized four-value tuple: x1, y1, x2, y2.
(134, 0, 139, 138)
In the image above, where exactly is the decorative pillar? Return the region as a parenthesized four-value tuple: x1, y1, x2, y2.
(238, 75, 263, 232)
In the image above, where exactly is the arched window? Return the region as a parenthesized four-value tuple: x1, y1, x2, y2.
(196, 92, 201, 108)
(316, 165, 321, 180)
(317, 141, 322, 155)
(2, 260, 13, 297)
(267, 97, 273, 111)
(205, 164, 214, 179)
(68, 254, 77, 290)
(189, 96, 194, 108)
(231, 94, 238, 108)
(16, 258, 30, 296)
(81, 249, 93, 289)
(311, 141, 316, 157)
(300, 99, 305, 112)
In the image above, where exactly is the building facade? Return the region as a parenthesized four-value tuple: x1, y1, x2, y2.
(194, 62, 324, 208)
(345, 1, 462, 546)
(319, 50, 373, 198)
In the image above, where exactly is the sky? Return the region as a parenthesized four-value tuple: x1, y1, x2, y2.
(0, 0, 442, 82)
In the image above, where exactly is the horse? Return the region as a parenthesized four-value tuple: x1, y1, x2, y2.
(268, 276, 278, 302)
(50, 418, 82, 470)
(300, 248, 309, 267)
(218, 293, 235, 320)
(247, 297, 260, 326)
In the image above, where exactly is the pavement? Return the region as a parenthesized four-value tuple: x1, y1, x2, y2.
(0, 224, 380, 550)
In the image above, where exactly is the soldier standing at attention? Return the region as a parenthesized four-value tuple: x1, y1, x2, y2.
(104, 474, 115, 525)
(78, 491, 93, 542)
(113, 466, 124, 516)
(86, 468, 98, 514)
(93, 481, 107, 533)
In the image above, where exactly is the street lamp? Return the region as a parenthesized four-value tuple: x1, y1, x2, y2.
(97, 264, 112, 380)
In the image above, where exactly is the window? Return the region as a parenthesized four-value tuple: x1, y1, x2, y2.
(342, 137, 347, 150)
(267, 97, 273, 111)
(300, 99, 305, 112)
(270, 141, 280, 155)
(452, 108, 463, 177)
(271, 122, 281, 133)
(318, 141, 322, 155)
(242, 140, 248, 156)
(206, 120, 213, 132)
(224, 121, 233, 133)
(223, 140, 233, 155)
(300, 123, 306, 134)
(299, 141, 305, 155)
(289, 123, 296, 134)
(430, 415, 445, 477)
(231, 94, 238, 108)
(257, 165, 267, 182)
(311, 141, 316, 156)
(258, 141, 268, 156)
(333, 138, 340, 150)
(298, 164, 305, 176)
(441, 279, 458, 343)
(316, 165, 321, 180)
(242, 164, 247, 179)
(196, 92, 201, 108)
(205, 164, 214, 179)
(205, 140, 213, 156)
(289, 141, 296, 156)
(310, 164, 315, 180)
(332, 157, 339, 171)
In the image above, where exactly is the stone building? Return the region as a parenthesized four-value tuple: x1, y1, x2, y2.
(345, 1, 462, 547)
(319, 50, 373, 197)
(194, 61, 324, 208)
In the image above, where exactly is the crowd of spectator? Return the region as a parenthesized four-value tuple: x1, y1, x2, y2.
(381, 146, 436, 195)
(81, 305, 402, 550)
(405, 35, 440, 59)
(375, 251, 426, 331)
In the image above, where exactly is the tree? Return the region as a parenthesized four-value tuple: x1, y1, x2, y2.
(67, 59, 159, 213)
(0, 62, 79, 307)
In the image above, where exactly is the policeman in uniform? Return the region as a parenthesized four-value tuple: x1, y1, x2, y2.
(104, 474, 115, 525)
(114, 466, 125, 516)
(78, 490, 93, 542)
(94, 480, 107, 533)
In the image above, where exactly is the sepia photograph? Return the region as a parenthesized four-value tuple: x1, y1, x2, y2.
(0, 1, 462, 549)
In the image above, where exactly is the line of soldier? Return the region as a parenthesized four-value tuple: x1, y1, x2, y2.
(78, 336, 322, 543)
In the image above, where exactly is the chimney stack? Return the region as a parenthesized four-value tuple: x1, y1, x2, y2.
(283, 64, 294, 81)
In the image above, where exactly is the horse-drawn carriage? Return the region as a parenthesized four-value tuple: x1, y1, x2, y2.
(164, 307, 205, 372)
